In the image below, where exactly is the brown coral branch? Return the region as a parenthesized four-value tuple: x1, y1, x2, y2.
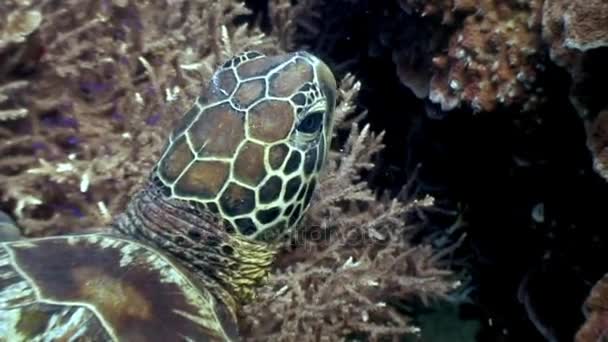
(0, 0, 282, 233)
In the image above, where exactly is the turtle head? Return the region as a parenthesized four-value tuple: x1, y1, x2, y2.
(154, 51, 336, 241)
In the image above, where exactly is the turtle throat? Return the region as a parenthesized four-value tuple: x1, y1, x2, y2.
(112, 180, 276, 304)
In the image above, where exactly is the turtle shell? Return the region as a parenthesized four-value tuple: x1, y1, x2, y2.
(0, 234, 238, 341)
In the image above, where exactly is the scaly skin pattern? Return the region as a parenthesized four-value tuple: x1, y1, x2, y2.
(155, 51, 336, 241)
(0, 51, 337, 341)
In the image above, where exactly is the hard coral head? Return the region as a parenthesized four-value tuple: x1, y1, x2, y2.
(154, 51, 337, 241)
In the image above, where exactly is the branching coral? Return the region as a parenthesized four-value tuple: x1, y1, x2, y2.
(0, 8, 42, 48)
(1, 0, 311, 232)
(1, 0, 455, 339)
(239, 75, 456, 341)
(0, 3, 42, 122)
(397, 0, 545, 112)
(0, 0, 281, 235)
(0, 81, 29, 121)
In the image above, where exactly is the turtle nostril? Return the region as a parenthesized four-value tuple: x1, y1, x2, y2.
(221, 245, 234, 255)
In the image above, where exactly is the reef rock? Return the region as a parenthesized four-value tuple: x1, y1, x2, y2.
(541, 0, 608, 180)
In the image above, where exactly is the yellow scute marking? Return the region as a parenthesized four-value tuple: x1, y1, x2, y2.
(72, 266, 151, 321)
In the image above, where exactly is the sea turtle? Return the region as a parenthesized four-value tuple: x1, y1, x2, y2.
(0, 51, 337, 341)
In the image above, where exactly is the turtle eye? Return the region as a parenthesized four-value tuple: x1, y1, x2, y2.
(296, 111, 324, 134)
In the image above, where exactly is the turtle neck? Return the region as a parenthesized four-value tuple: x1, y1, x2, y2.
(112, 179, 276, 305)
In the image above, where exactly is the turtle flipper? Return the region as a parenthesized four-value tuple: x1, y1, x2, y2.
(0, 234, 238, 341)
(0, 211, 22, 241)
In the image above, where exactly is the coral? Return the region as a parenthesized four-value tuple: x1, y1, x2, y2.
(586, 108, 608, 181)
(542, 0, 608, 68)
(542, 0, 608, 117)
(542, 0, 608, 180)
(542, 0, 608, 118)
(0, 3, 42, 121)
(239, 75, 456, 341)
(0, 0, 455, 339)
(0, 0, 281, 235)
(396, 0, 545, 112)
(0, 0, 455, 340)
(0, 81, 29, 121)
(576, 274, 608, 341)
(0, 8, 42, 48)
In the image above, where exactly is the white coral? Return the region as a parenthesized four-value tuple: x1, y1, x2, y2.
(0, 10, 42, 48)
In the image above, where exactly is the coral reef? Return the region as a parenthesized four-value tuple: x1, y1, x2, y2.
(0, 7, 42, 48)
(11, 0, 608, 339)
(0, 0, 455, 340)
(240, 75, 455, 341)
(576, 273, 608, 341)
(0, 80, 29, 121)
(541, 0, 608, 181)
(0, 0, 280, 235)
(272, 0, 608, 339)
(0, 4, 42, 121)
(396, 0, 545, 112)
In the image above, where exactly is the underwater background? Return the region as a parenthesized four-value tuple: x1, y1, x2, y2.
(1, 0, 608, 340)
